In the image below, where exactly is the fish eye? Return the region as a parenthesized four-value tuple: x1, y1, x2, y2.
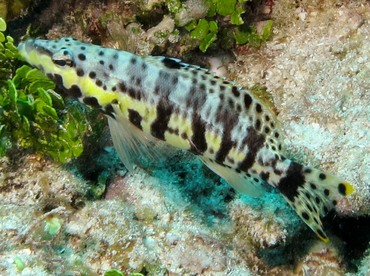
(52, 49, 74, 67)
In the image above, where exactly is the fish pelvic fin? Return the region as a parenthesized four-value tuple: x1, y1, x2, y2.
(276, 161, 354, 242)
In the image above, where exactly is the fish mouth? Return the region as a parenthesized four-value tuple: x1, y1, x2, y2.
(18, 38, 53, 58)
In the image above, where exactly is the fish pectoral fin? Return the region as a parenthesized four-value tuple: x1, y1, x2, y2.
(200, 157, 264, 198)
(107, 105, 163, 173)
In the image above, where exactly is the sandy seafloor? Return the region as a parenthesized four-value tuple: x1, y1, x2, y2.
(0, 0, 369, 275)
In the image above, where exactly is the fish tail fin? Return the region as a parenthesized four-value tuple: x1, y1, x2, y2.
(277, 162, 354, 242)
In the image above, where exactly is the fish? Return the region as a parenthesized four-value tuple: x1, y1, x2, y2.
(18, 37, 354, 242)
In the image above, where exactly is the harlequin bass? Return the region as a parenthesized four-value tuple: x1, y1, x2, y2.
(18, 37, 354, 242)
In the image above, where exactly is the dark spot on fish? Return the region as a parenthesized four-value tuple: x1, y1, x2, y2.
(76, 68, 84, 77)
(119, 82, 126, 92)
(220, 85, 226, 91)
(68, 85, 82, 98)
(244, 94, 253, 109)
(302, 212, 309, 220)
(323, 206, 328, 213)
(142, 63, 147, 70)
(310, 183, 316, 189)
(271, 146, 276, 151)
(255, 119, 261, 130)
(332, 200, 337, 206)
(128, 109, 143, 130)
(154, 85, 160, 95)
(113, 53, 119, 59)
(304, 168, 312, 174)
(324, 189, 330, 196)
(96, 80, 103, 87)
(162, 57, 182, 69)
(315, 197, 320, 204)
(80, 46, 86, 50)
(210, 80, 216, 85)
(319, 173, 326, 180)
(236, 104, 242, 112)
(128, 87, 141, 101)
(172, 76, 179, 85)
(260, 172, 270, 181)
(232, 86, 240, 97)
(276, 162, 304, 201)
(112, 86, 117, 91)
(130, 57, 137, 64)
(265, 126, 270, 134)
(53, 74, 63, 87)
(338, 183, 346, 195)
(109, 64, 114, 70)
(256, 103, 262, 113)
(99, 60, 104, 65)
(200, 83, 206, 91)
(89, 71, 96, 79)
(78, 53, 86, 61)
(181, 132, 188, 140)
(103, 104, 115, 118)
(83, 96, 100, 108)
(274, 132, 280, 138)
(209, 88, 215, 93)
(228, 98, 234, 108)
(265, 115, 270, 121)
(99, 50, 104, 56)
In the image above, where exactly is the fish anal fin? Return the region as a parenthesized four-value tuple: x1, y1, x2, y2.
(107, 104, 163, 172)
(200, 157, 264, 197)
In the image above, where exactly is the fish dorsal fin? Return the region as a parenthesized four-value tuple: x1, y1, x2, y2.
(145, 56, 215, 74)
(107, 104, 163, 172)
(200, 157, 265, 197)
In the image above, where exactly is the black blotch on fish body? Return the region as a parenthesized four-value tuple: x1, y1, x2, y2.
(162, 58, 182, 69)
(67, 85, 83, 98)
(277, 162, 304, 201)
(190, 114, 207, 154)
(102, 103, 115, 118)
(83, 96, 101, 108)
(151, 100, 172, 140)
(244, 94, 253, 109)
(238, 127, 265, 171)
(128, 109, 143, 130)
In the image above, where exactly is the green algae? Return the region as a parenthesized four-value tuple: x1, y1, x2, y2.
(0, 18, 90, 162)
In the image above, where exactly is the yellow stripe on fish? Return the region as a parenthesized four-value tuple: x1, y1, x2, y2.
(18, 37, 355, 242)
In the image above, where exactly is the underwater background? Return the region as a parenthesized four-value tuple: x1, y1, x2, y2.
(0, 0, 369, 275)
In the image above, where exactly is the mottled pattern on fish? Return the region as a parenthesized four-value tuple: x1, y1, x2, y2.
(18, 37, 354, 242)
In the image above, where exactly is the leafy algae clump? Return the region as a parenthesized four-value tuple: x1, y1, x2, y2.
(0, 18, 88, 162)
